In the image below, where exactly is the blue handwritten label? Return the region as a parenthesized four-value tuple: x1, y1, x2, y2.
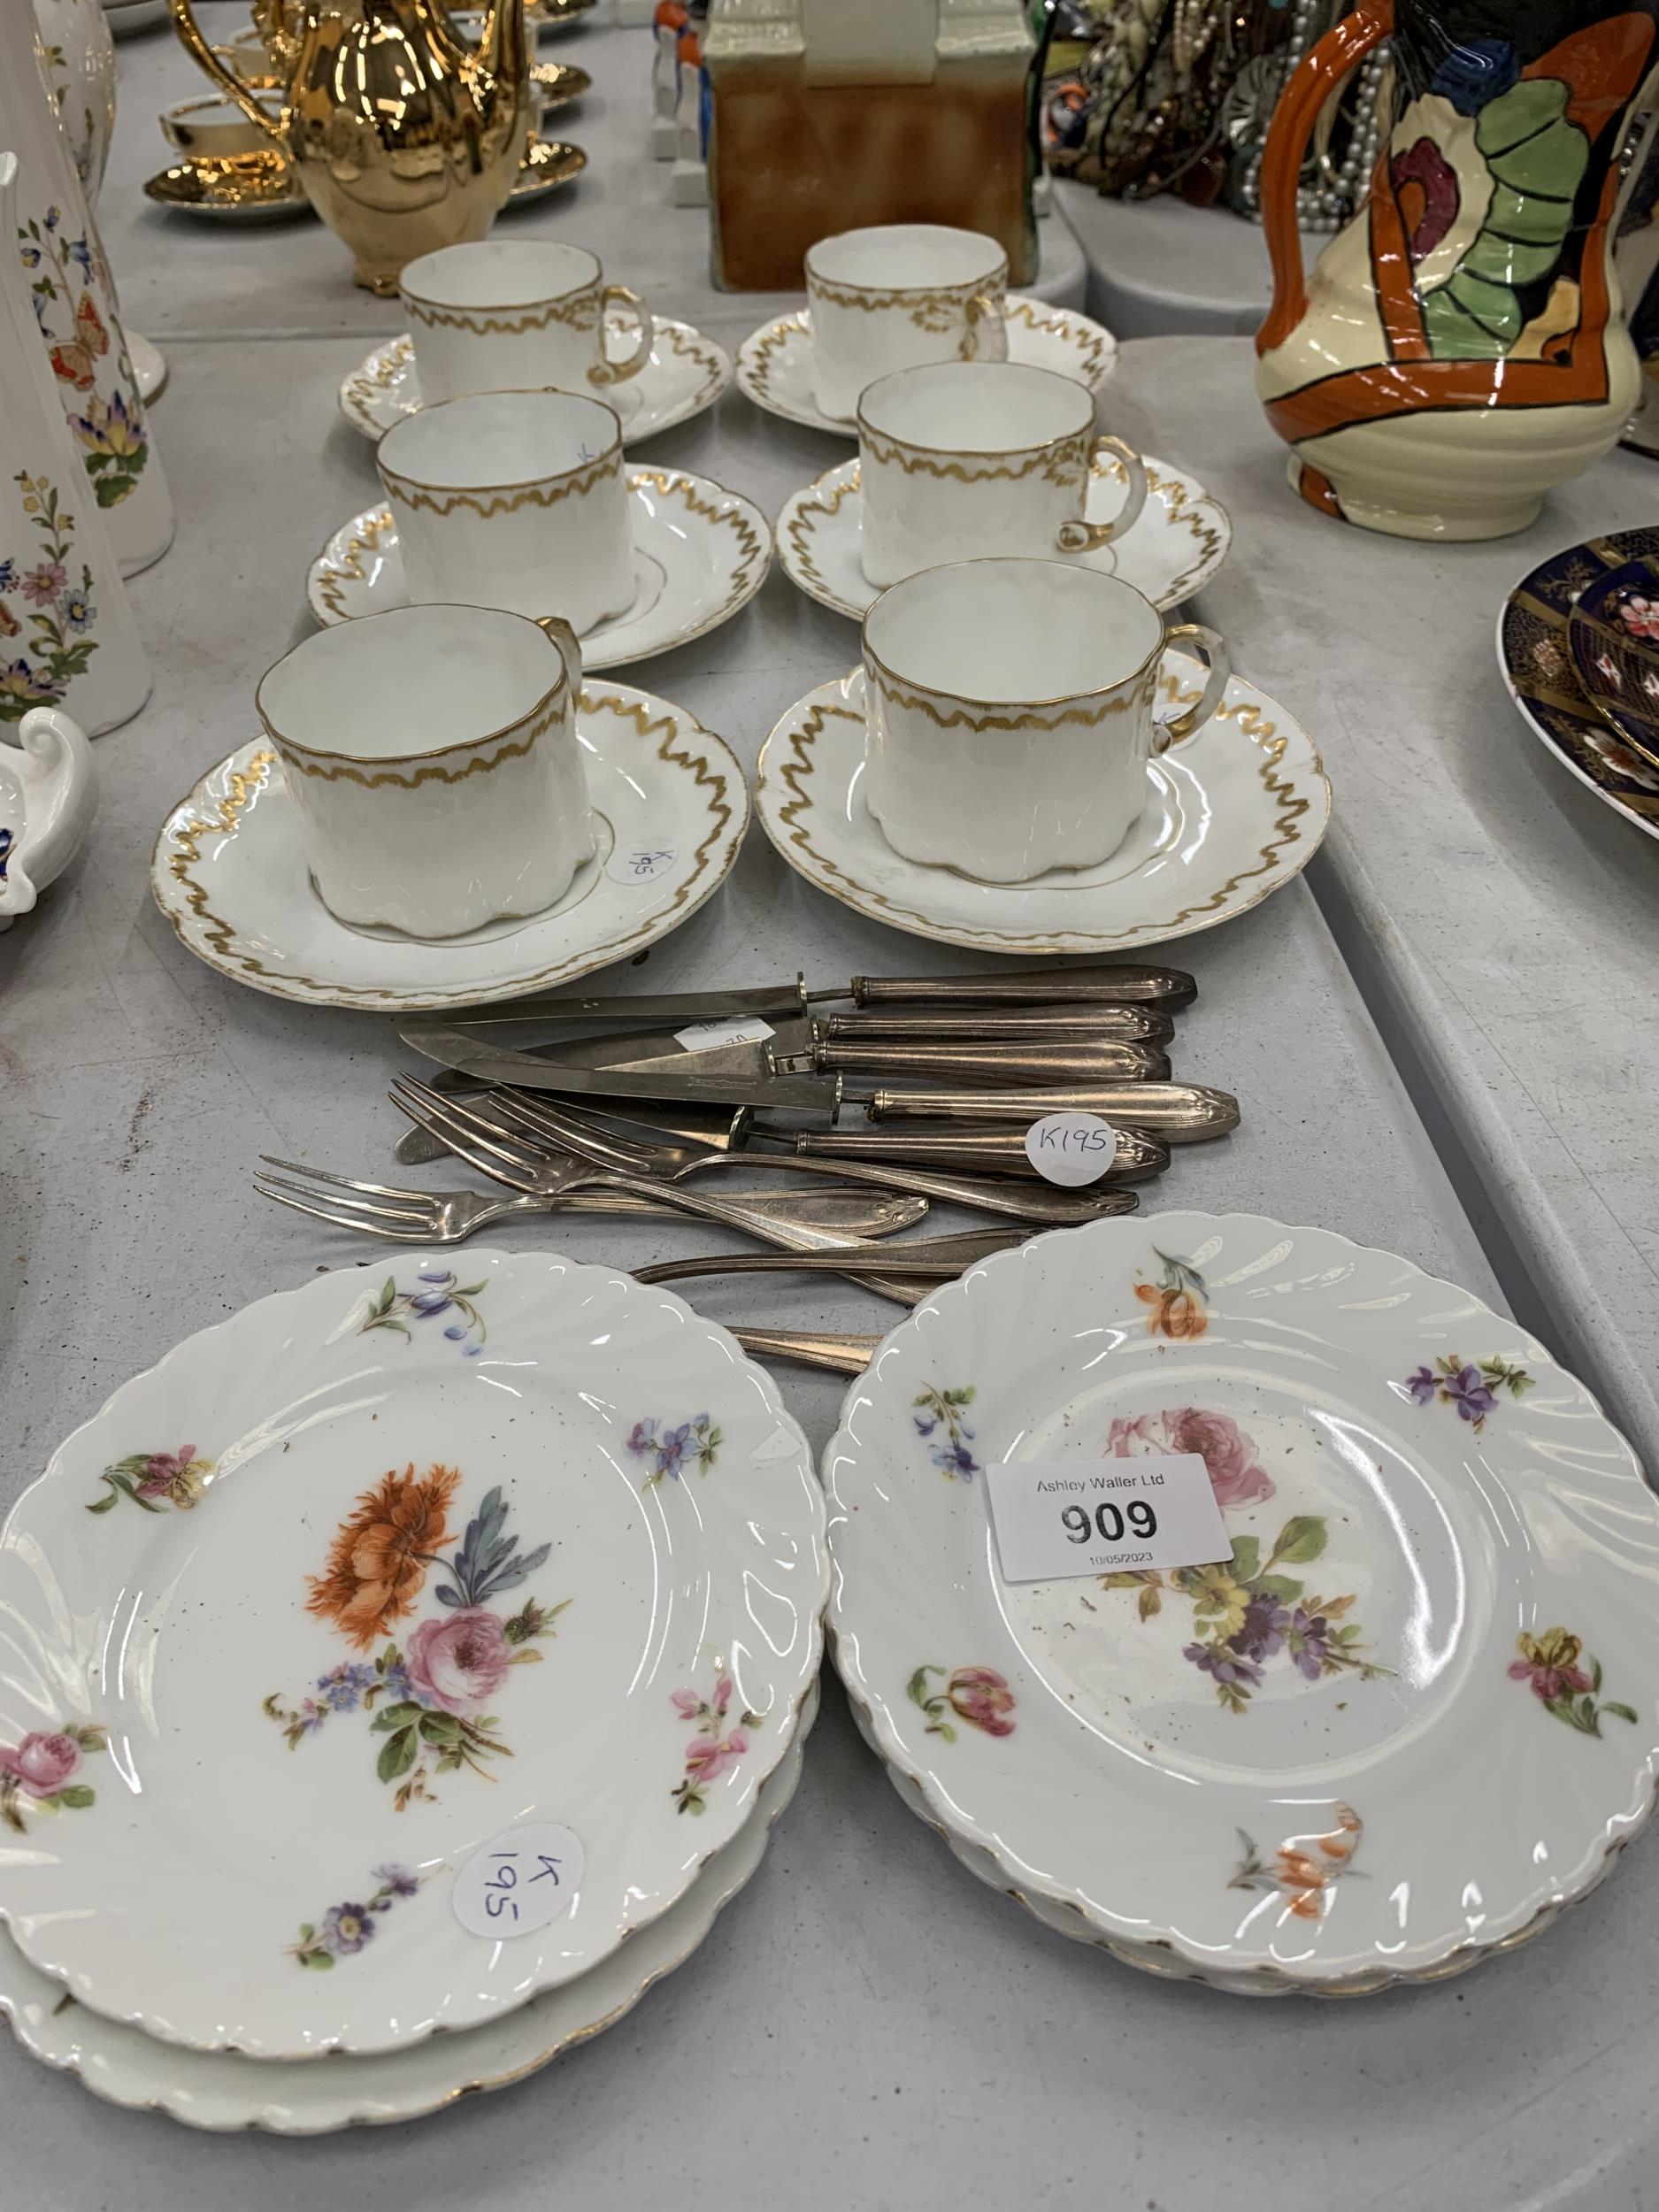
(1024, 1111, 1119, 1186)
(453, 1821, 585, 1939)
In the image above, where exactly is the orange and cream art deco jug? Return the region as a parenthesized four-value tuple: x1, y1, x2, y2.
(1256, 0, 1659, 539)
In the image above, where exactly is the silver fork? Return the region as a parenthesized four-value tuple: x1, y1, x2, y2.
(366, 1091, 1025, 1305)
(252, 1158, 1023, 1309)
(256, 1164, 925, 1240)
(390, 1076, 1135, 1228)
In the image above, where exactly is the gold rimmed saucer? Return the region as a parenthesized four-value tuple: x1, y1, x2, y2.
(534, 59, 590, 109)
(511, 134, 588, 204)
(142, 157, 306, 222)
(142, 134, 585, 224)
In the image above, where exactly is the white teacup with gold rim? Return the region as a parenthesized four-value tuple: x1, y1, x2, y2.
(862, 559, 1229, 883)
(257, 604, 593, 940)
(804, 224, 1009, 423)
(856, 360, 1148, 588)
(374, 388, 636, 636)
(397, 239, 654, 413)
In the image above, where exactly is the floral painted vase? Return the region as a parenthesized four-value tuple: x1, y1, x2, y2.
(1256, 0, 1659, 539)
(32, 0, 118, 207)
(3, 2, 173, 576)
(0, 155, 147, 735)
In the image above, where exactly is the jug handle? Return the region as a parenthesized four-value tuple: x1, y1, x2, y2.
(1256, 0, 1394, 356)
(165, 0, 288, 143)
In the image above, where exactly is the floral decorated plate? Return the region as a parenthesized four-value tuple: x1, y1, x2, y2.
(150, 678, 748, 1010)
(338, 315, 733, 445)
(0, 1253, 825, 2057)
(307, 468, 771, 670)
(826, 1211, 1659, 1992)
(1497, 529, 1659, 844)
(736, 298, 1118, 437)
(0, 1684, 817, 2130)
(777, 453, 1229, 621)
(754, 662, 1329, 956)
(1565, 556, 1659, 772)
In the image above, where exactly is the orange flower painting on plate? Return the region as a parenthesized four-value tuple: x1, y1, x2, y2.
(306, 1463, 461, 1651)
(270, 1471, 570, 1810)
(1229, 1803, 1363, 1919)
(1134, 1248, 1209, 1340)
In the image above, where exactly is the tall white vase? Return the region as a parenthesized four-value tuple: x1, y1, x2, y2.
(1, 4, 172, 576)
(33, 0, 118, 206)
(0, 153, 150, 736)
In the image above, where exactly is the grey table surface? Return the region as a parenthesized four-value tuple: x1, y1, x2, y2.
(4, 21, 1658, 2212)
(1149, 337, 1659, 1490)
(1051, 180, 1289, 341)
(100, 1, 1086, 345)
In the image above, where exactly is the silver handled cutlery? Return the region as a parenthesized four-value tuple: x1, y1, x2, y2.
(393, 1078, 1138, 1227)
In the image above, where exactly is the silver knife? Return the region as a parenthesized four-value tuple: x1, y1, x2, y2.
(401, 1019, 840, 1110)
(396, 962, 1199, 1040)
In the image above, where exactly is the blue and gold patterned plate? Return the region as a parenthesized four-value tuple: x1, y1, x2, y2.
(1497, 527, 1659, 844)
(1567, 556, 1659, 772)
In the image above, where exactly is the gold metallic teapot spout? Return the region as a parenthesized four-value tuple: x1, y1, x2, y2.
(473, 0, 531, 96)
(167, 0, 531, 296)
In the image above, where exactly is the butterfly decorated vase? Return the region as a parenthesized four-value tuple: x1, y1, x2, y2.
(1, 4, 173, 576)
(1256, 0, 1659, 541)
(0, 153, 149, 736)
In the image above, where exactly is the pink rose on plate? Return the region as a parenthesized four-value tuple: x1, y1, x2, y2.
(0, 1731, 81, 1799)
(1107, 1406, 1274, 1510)
(404, 1609, 512, 1715)
(685, 1729, 749, 1786)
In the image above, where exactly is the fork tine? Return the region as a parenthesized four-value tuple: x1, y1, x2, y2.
(259, 1155, 434, 1205)
(392, 1077, 546, 1176)
(257, 1171, 435, 1230)
(496, 1089, 656, 1154)
(391, 1087, 544, 1194)
(255, 1181, 428, 1242)
(485, 1089, 641, 1165)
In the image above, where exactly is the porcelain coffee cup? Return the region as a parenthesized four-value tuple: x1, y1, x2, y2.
(398, 240, 653, 414)
(804, 224, 1009, 423)
(856, 361, 1148, 588)
(375, 388, 636, 636)
(160, 92, 286, 163)
(861, 559, 1230, 881)
(257, 604, 593, 939)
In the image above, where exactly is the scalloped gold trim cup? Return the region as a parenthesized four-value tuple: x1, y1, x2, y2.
(375, 388, 636, 634)
(803, 224, 1009, 422)
(856, 360, 1148, 588)
(397, 238, 653, 410)
(256, 604, 594, 939)
(862, 559, 1229, 882)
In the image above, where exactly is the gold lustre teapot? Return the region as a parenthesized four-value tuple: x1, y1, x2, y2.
(167, 0, 531, 295)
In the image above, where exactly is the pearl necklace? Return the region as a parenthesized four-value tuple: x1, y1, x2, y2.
(1232, 0, 1390, 232)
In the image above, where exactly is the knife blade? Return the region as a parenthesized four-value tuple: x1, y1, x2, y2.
(401, 1019, 839, 1110)
(397, 980, 811, 1039)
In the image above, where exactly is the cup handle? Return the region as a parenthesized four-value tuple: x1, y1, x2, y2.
(1057, 434, 1148, 554)
(1152, 623, 1230, 753)
(537, 616, 584, 703)
(592, 284, 654, 386)
(165, 0, 288, 142)
(960, 292, 1008, 363)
